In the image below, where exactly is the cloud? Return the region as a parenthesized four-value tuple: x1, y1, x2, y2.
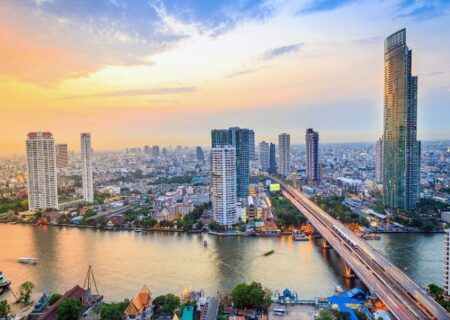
(68, 86, 197, 99)
(419, 71, 449, 77)
(396, 0, 450, 21)
(297, 0, 355, 15)
(226, 68, 257, 78)
(262, 43, 303, 60)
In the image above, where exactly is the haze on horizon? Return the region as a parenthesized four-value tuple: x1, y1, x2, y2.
(0, 0, 449, 155)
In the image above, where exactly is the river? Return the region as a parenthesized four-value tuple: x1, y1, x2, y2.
(0, 224, 443, 301)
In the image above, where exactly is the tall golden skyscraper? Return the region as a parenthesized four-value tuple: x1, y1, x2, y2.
(383, 29, 420, 210)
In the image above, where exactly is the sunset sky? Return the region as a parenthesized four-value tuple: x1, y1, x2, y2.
(1, 0, 449, 154)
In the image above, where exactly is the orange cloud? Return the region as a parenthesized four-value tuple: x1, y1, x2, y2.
(0, 23, 97, 85)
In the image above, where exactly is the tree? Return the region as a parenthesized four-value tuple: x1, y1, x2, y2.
(48, 293, 62, 306)
(18, 281, 34, 304)
(317, 309, 335, 320)
(231, 282, 271, 310)
(0, 300, 10, 318)
(99, 299, 129, 320)
(428, 283, 444, 298)
(56, 298, 83, 320)
(153, 294, 180, 314)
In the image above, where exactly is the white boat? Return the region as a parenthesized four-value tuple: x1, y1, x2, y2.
(134, 228, 143, 233)
(18, 257, 37, 264)
(292, 230, 309, 241)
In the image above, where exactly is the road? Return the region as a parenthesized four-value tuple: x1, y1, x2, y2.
(270, 176, 449, 320)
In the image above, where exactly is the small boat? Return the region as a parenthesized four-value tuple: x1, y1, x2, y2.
(361, 233, 381, 240)
(134, 228, 143, 233)
(292, 230, 309, 241)
(263, 250, 275, 256)
(203, 240, 208, 247)
(18, 257, 37, 264)
(0, 272, 11, 294)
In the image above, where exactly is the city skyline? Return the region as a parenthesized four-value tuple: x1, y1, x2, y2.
(1, 0, 450, 154)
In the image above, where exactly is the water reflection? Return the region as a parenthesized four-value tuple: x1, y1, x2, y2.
(1, 224, 441, 301)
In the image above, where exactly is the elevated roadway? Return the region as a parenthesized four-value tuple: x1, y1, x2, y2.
(270, 176, 449, 320)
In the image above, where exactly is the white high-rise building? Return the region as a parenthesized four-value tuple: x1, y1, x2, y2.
(211, 145, 237, 226)
(81, 133, 94, 203)
(445, 229, 450, 295)
(259, 141, 270, 171)
(376, 137, 384, 184)
(278, 133, 291, 177)
(26, 132, 58, 211)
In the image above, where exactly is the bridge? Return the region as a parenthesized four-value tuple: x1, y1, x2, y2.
(270, 176, 449, 320)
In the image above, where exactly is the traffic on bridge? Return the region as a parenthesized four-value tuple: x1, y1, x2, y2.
(270, 175, 449, 320)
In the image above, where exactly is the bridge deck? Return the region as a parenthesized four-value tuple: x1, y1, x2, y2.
(271, 176, 449, 320)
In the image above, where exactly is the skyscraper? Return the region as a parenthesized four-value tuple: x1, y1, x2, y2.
(375, 137, 384, 184)
(249, 130, 255, 161)
(55, 143, 69, 169)
(383, 29, 420, 210)
(229, 127, 250, 197)
(278, 133, 290, 177)
(81, 133, 94, 203)
(259, 141, 270, 171)
(196, 146, 204, 161)
(26, 132, 58, 210)
(211, 127, 250, 197)
(269, 143, 277, 173)
(211, 145, 237, 226)
(306, 128, 320, 186)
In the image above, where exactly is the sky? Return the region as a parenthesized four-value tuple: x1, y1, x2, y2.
(0, 0, 449, 154)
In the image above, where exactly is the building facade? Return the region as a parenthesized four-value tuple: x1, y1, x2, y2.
(211, 127, 250, 197)
(26, 132, 58, 211)
(278, 133, 291, 177)
(55, 144, 69, 169)
(383, 29, 420, 210)
(376, 137, 384, 184)
(445, 229, 450, 296)
(211, 129, 229, 147)
(259, 141, 270, 171)
(81, 133, 94, 203)
(249, 129, 255, 161)
(196, 146, 205, 161)
(305, 128, 320, 186)
(269, 143, 277, 173)
(211, 145, 237, 226)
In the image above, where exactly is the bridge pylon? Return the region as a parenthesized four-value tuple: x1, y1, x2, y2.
(343, 262, 355, 279)
(321, 239, 330, 249)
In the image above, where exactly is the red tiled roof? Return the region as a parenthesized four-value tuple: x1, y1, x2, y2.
(38, 285, 87, 320)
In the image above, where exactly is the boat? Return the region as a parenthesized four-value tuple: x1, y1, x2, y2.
(203, 240, 208, 247)
(18, 257, 37, 264)
(263, 250, 275, 256)
(361, 233, 381, 240)
(134, 228, 143, 233)
(0, 272, 11, 294)
(292, 230, 309, 241)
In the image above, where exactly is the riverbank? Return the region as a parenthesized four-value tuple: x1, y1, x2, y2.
(1, 219, 442, 237)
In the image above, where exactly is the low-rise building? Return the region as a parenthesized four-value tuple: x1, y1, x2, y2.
(124, 285, 153, 320)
